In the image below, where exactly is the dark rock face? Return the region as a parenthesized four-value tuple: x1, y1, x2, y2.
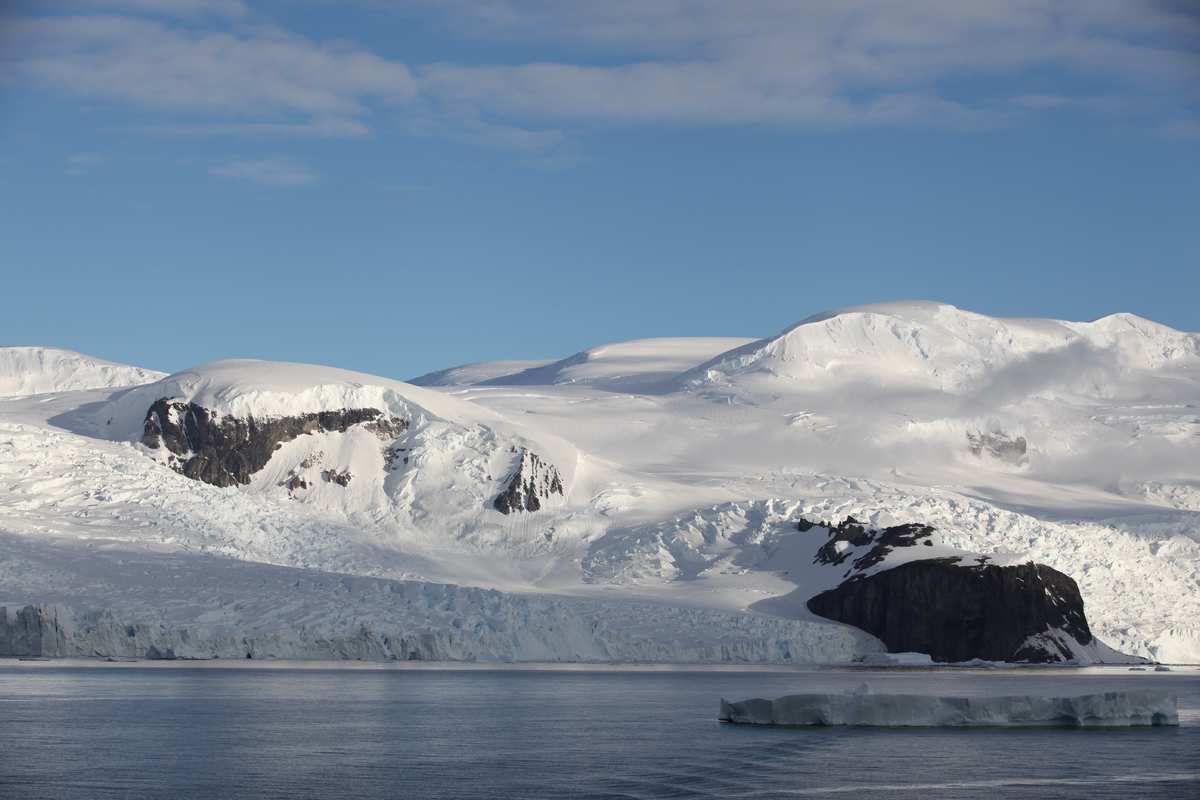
(142, 399, 408, 487)
(967, 431, 1027, 464)
(807, 559, 1094, 663)
(322, 468, 352, 487)
(493, 448, 564, 514)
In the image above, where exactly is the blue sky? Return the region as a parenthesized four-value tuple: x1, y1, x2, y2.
(1, 0, 1198, 379)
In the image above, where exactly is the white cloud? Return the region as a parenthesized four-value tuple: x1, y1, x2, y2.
(8, 15, 415, 129)
(209, 156, 316, 185)
(5, 0, 1197, 145)
(421, 61, 1001, 129)
(411, 0, 1198, 130)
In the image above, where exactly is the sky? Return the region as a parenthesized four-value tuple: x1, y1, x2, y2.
(1, 0, 1198, 379)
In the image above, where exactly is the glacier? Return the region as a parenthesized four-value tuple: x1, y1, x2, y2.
(719, 686, 1180, 727)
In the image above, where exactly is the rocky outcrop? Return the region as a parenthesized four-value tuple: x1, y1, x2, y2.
(280, 473, 309, 494)
(807, 558, 1095, 663)
(493, 448, 564, 514)
(322, 468, 352, 487)
(967, 430, 1027, 464)
(142, 399, 407, 487)
(797, 516, 1099, 663)
(812, 517, 937, 571)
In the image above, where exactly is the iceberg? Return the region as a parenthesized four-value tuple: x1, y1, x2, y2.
(858, 652, 936, 666)
(718, 686, 1178, 727)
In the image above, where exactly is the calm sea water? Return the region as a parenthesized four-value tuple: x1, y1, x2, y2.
(0, 662, 1197, 799)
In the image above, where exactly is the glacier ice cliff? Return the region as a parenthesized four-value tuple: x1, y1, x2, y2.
(0, 563, 881, 663)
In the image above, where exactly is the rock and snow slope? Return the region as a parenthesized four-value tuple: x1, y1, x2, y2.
(1, 302, 1197, 663)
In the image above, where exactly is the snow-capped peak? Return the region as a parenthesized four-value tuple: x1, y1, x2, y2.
(0, 346, 164, 397)
(680, 301, 1198, 395)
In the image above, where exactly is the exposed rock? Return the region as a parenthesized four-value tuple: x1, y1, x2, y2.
(493, 448, 564, 514)
(142, 399, 408, 487)
(798, 516, 1099, 663)
(967, 430, 1028, 464)
(145, 644, 177, 660)
(363, 416, 410, 439)
(807, 558, 1094, 663)
(812, 517, 937, 571)
(383, 445, 408, 472)
(280, 474, 309, 494)
(322, 468, 352, 487)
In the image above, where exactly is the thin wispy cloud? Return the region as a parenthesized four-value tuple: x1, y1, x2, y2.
(1160, 119, 1200, 140)
(84, 0, 249, 17)
(209, 156, 316, 186)
(65, 152, 105, 176)
(7, 15, 415, 130)
(136, 118, 371, 138)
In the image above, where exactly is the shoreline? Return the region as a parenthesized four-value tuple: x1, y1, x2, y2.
(1, 657, 1193, 673)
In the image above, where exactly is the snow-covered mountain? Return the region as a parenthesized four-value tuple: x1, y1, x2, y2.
(2, 302, 1197, 663)
(0, 346, 164, 396)
(683, 301, 1200, 395)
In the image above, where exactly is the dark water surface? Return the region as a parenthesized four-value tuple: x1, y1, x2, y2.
(1, 662, 1197, 799)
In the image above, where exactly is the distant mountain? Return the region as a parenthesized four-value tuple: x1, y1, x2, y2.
(1, 303, 1196, 665)
(0, 346, 163, 396)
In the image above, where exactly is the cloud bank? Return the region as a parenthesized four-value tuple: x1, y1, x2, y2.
(3, 0, 1197, 148)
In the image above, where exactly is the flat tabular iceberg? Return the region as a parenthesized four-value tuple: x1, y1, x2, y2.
(719, 686, 1178, 727)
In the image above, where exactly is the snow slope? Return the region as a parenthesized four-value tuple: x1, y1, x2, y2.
(0, 347, 163, 396)
(475, 336, 754, 391)
(410, 359, 553, 387)
(2, 302, 1197, 663)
